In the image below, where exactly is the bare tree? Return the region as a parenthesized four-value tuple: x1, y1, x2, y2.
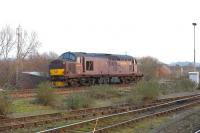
(47, 51, 58, 60)
(0, 26, 15, 60)
(15, 26, 41, 87)
(138, 56, 161, 81)
(0, 25, 41, 88)
(18, 31, 40, 60)
(0, 30, 5, 57)
(0, 25, 40, 60)
(23, 52, 58, 73)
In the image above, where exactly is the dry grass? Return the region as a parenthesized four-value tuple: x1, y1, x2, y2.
(0, 92, 12, 116)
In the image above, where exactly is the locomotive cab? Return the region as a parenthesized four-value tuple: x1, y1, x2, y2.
(49, 59, 65, 87)
(49, 52, 77, 87)
(49, 60, 65, 76)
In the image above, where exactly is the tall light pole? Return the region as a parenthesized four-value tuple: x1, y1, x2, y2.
(192, 23, 197, 71)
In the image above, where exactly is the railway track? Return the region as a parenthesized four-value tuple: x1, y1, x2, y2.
(10, 88, 87, 98)
(0, 93, 200, 132)
(37, 94, 200, 133)
(9, 84, 131, 99)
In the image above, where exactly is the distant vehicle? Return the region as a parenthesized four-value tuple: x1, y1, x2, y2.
(49, 52, 143, 87)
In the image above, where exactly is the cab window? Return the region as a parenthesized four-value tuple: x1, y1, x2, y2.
(86, 61, 93, 71)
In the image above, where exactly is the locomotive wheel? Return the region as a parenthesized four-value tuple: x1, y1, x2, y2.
(120, 77, 127, 84)
(98, 77, 109, 84)
(98, 77, 104, 84)
(68, 79, 80, 87)
(103, 77, 109, 84)
(89, 78, 96, 85)
(80, 78, 88, 86)
(125, 77, 132, 84)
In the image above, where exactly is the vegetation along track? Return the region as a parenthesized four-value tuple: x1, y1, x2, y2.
(1, 93, 200, 132)
(37, 94, 200, 133)
(10, 88, 86, 98)
(9, 84, 131, 99)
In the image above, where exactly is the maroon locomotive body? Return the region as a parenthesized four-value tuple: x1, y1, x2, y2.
(49, 52, 142, 87)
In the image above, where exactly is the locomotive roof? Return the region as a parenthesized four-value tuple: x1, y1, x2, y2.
(59, 51, 134, 61)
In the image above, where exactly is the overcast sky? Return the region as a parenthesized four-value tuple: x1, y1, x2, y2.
(0, 0, 200, 64)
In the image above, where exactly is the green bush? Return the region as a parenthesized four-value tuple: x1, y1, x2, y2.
(88, 85, 121, 99)
(0, 92, 12, 116)
(65, 93, 92, 109)
(35, 82, 59, 107)
(135, 80, 159, 101)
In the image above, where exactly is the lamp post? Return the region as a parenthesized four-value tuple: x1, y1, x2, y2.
(192, 23, 197, 71)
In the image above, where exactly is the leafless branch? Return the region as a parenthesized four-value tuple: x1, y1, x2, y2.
(20, 31, 41, 60)
(0, 26, 15, 60)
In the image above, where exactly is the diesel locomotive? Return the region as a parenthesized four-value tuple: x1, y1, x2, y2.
(49, 52, 143, 87)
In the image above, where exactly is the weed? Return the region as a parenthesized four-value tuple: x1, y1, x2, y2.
(88, 85, 121, 99)
(35, 82, 61, 108)
(65, 93, 93, 109)
(0, 92, 12, 116)
(134, 80, 159, 101)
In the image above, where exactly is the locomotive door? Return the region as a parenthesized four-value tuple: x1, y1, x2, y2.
(63, 61, 75, 74)
(132, 60, 134, 72)
(68, 63, 76, 74)
(82, 57, 85, 72)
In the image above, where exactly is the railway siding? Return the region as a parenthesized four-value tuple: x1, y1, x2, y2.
(33, 94, 200, 133)
(1, 93, 200, 132)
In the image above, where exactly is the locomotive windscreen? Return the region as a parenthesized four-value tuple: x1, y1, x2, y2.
(59, 52, 76, 61)
(49, 60, 64, 69)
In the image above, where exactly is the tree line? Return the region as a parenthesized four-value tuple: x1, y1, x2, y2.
(0, 25, 175, 89)
(0, 25, 58, 88)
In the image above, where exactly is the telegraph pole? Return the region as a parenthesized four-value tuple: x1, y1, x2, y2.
(16, 25, 22, 86)
(192, 23, 197, 72)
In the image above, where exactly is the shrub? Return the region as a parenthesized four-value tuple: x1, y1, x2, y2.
(88, 85, 121, 99)
(135, 80, 159, 101)
(35, 82, 59, 107)
(138, 57, 161, 81)
(159, 79, 195, 94)
(197, 84, 200, 90)
(65, 93, 92, 109)
(0, 92, 12, 116)
(174, 79, 195, 91)
(124, 92, 143, 105)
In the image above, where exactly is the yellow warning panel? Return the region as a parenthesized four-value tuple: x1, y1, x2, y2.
(50, 69, 64, 76)
(53, 81, 65, 87)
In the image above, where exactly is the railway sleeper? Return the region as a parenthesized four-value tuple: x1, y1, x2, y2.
(93, 101, 200, 133)
(4, 96, 200, 132)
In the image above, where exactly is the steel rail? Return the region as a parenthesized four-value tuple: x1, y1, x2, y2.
(1, 93, 199, 132)
(1, 93, 199, 125)
(88, 100, 200, 133)
(36, 94, 200, 133)
(195, 130, 200, 133)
